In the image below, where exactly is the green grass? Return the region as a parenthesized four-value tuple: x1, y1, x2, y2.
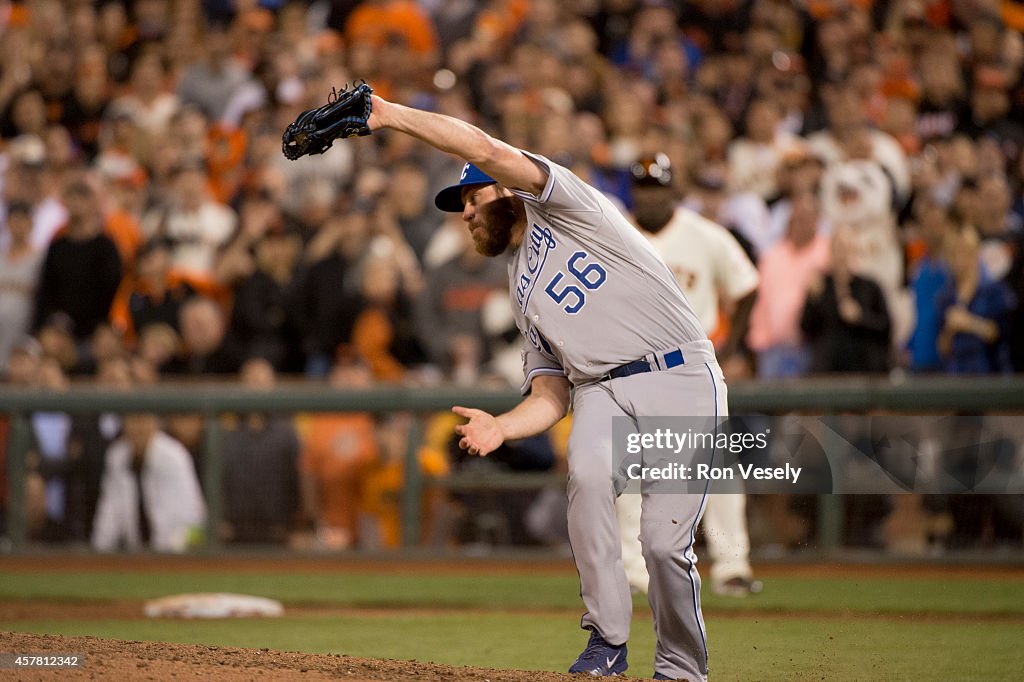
(0, 569, 1022, 680)
(1, 613, 1020, 681)
(0, 572, 583, 609)
(0, 571, 1021, 615)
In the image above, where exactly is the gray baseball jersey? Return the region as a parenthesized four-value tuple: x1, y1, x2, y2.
(504, 152, 722, 681)
(506, 152, 706, 393)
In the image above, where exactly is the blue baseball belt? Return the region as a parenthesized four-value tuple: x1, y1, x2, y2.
(604, 347, 686, 381)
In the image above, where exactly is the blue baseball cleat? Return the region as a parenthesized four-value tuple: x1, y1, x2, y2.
(568, 628, 628, 676)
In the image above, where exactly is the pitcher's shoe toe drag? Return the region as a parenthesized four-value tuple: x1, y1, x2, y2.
(568, 629, 628, 676)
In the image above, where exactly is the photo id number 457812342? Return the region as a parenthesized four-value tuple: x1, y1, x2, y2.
(0, 654, 85, 668)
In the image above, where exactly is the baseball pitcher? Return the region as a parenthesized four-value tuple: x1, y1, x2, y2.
(283, 83, 725, 681)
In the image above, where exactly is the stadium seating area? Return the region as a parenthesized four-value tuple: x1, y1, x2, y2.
(1, 0, 1022, 552)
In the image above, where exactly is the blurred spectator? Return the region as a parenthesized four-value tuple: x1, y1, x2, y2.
(111, 0, 172, 76)
(28, 37, 65, 107)
(136, 322, 182, 376)
(479, 288, 524, 386)
(2, 89, 48, 140)
(176, 24, 258, 124)
(92, 413, 206, 553)
(226, 223, 305, 373)
(760, 52, 812, 136)
(386, 161, 445, 261)
(221, 359, 300, 545)
(141, 162, 237, 289)
(163, 411, 205, 473)
(915, 46, 966, 143)
(94, 111, 148, 205)
(448, 427, 557, 547)
(361, 410, 449, 549)
(2, 336, 41, 386)
(428, 0, 481, 50)
(33, 177, 122, 344)
(1007, 228, 1024, 373)
(176, 297, 242, 375)
(0, 135, 68, 252)
(808, 82, 911, 202)
(344, 0, 440, 65)
(270, 129, 354, 229)
(820, 156, 912, 344)
(33, 356, 133, 544)
(26, 357, 71, 541)
(281, 174, 342, 247)
(801, 227, 892, 373)
(98, 156, 149, 241)
(83, 323, 128, 376)
(959, 66, 1023, 167)
(906, 198, 956, 372)
(296, 214, 369, 377)
(114, 238, 196, 342)
(803, 6, 857, 85)
(60, 46, 111, 160)
(214, 188, 285, 285)
(299, 360, 380, 550)
(109, 51, 180, 141)
(352, 248, 428, 382)
(747, 191, 831, 378)
(703, 48, 757, 129)
(728, 97, 802, 201)
(43, 125, 81, 187)
(99, 170, 146, 268)
(69, 356, 132, 541)
(881, 95, 920, 157)
(414, 218, 507, 382)
(937, 229, 1016, 374)
(0, 201, 43, 373)
(973, 174, 1022, 280)
(36, 313, 81, 375)
(609, 4, 695, 86)
(685, 165, 774, 260)
(630, 155, 759, 368)
(766, 146, 828, 245)
(0, 336, 41, 534)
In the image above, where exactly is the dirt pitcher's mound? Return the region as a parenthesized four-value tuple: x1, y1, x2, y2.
(0, 631, 586, 681)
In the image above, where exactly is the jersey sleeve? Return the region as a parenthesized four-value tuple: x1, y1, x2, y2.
(713, 224, 760, 301)
(508, 151, 604, 217)
(520, 343, 565, 396)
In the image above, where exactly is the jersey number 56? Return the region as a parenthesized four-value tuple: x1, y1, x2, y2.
(544, 251, 607, 314)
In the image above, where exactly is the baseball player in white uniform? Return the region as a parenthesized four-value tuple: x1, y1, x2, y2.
(364, 96, 725, 680)
(621, 155, 762, 598)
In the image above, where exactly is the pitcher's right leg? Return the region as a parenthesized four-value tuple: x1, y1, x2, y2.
(566, 383, 633, 648)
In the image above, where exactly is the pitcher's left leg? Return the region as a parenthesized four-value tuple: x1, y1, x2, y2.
(621, 359, 727, 681)
(641, 487, 710, 681)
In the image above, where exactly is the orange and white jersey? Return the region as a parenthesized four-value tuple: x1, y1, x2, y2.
(644, 207, 759, 336)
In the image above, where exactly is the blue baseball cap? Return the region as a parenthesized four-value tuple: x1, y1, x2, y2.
(434, 163, 497, 212)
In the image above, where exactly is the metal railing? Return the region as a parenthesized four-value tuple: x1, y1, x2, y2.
(3, 375, 1024, 552)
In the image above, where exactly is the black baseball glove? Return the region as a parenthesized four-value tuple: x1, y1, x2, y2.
(281, 81, 373, 160)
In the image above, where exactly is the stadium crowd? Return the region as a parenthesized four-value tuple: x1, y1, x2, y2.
(1, 0, 1023, 552)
